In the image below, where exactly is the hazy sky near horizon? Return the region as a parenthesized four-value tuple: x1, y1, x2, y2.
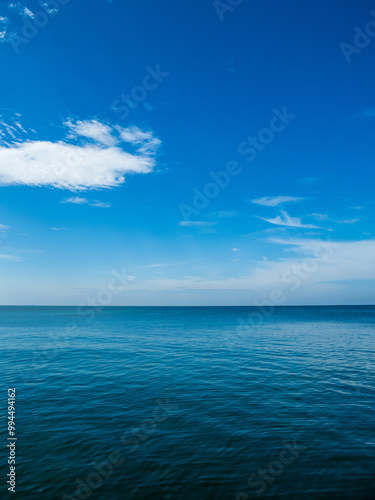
(0, 0, 375, 305)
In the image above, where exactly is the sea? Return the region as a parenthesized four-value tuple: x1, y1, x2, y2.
(1, 306, 374, 499)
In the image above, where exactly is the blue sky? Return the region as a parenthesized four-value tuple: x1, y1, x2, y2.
(0, 0, 374, 305)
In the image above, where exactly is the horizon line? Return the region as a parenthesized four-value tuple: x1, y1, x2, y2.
(0, 304, 374, 308)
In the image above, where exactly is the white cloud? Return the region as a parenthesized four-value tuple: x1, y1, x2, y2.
(298, 175, 326, 185)
(267, 236, 331, 253)
(14, 121, 26, 133)
(61, 196, 111, 208)
(338, 218, 360, 225)
(0, 14, 17, 43)
(231, 248, 239, 252)
(0, 223, 10, 232)
(139, 262, 189, 269)
(0, 16, 9, 39)
(23, 7, 34, 17)
(8, 3, 34, 18)
(0, 123, 17, 140)
(61, 196, 87, 204)
(0, 120, 160, 191)
(179, 221, 215, 227)
(0, 116, 29, 144)
(39, 2, 58, 15)
(308, 214, 360, 225)
(308, 213, 329, 221)
(117, 126, 161, 154)
(51, 227, 67, 231)
(256, 210, 321, 229)
(65, 119, 117, 147)
(250, 196, 304, 207)
(90, 200, 111, 208)
(123, 239, 375, 302)
(0, 254, 20, 261)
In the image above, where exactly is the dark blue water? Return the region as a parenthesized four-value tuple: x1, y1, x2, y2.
(1, 306, 375, 499)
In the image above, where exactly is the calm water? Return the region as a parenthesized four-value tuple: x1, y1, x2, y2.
(1, 306, 375, 499)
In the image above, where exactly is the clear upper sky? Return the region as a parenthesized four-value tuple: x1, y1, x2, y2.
(0, 0, 374, 305)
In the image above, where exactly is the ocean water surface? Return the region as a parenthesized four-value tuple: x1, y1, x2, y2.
(1, 306, 375, 499)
